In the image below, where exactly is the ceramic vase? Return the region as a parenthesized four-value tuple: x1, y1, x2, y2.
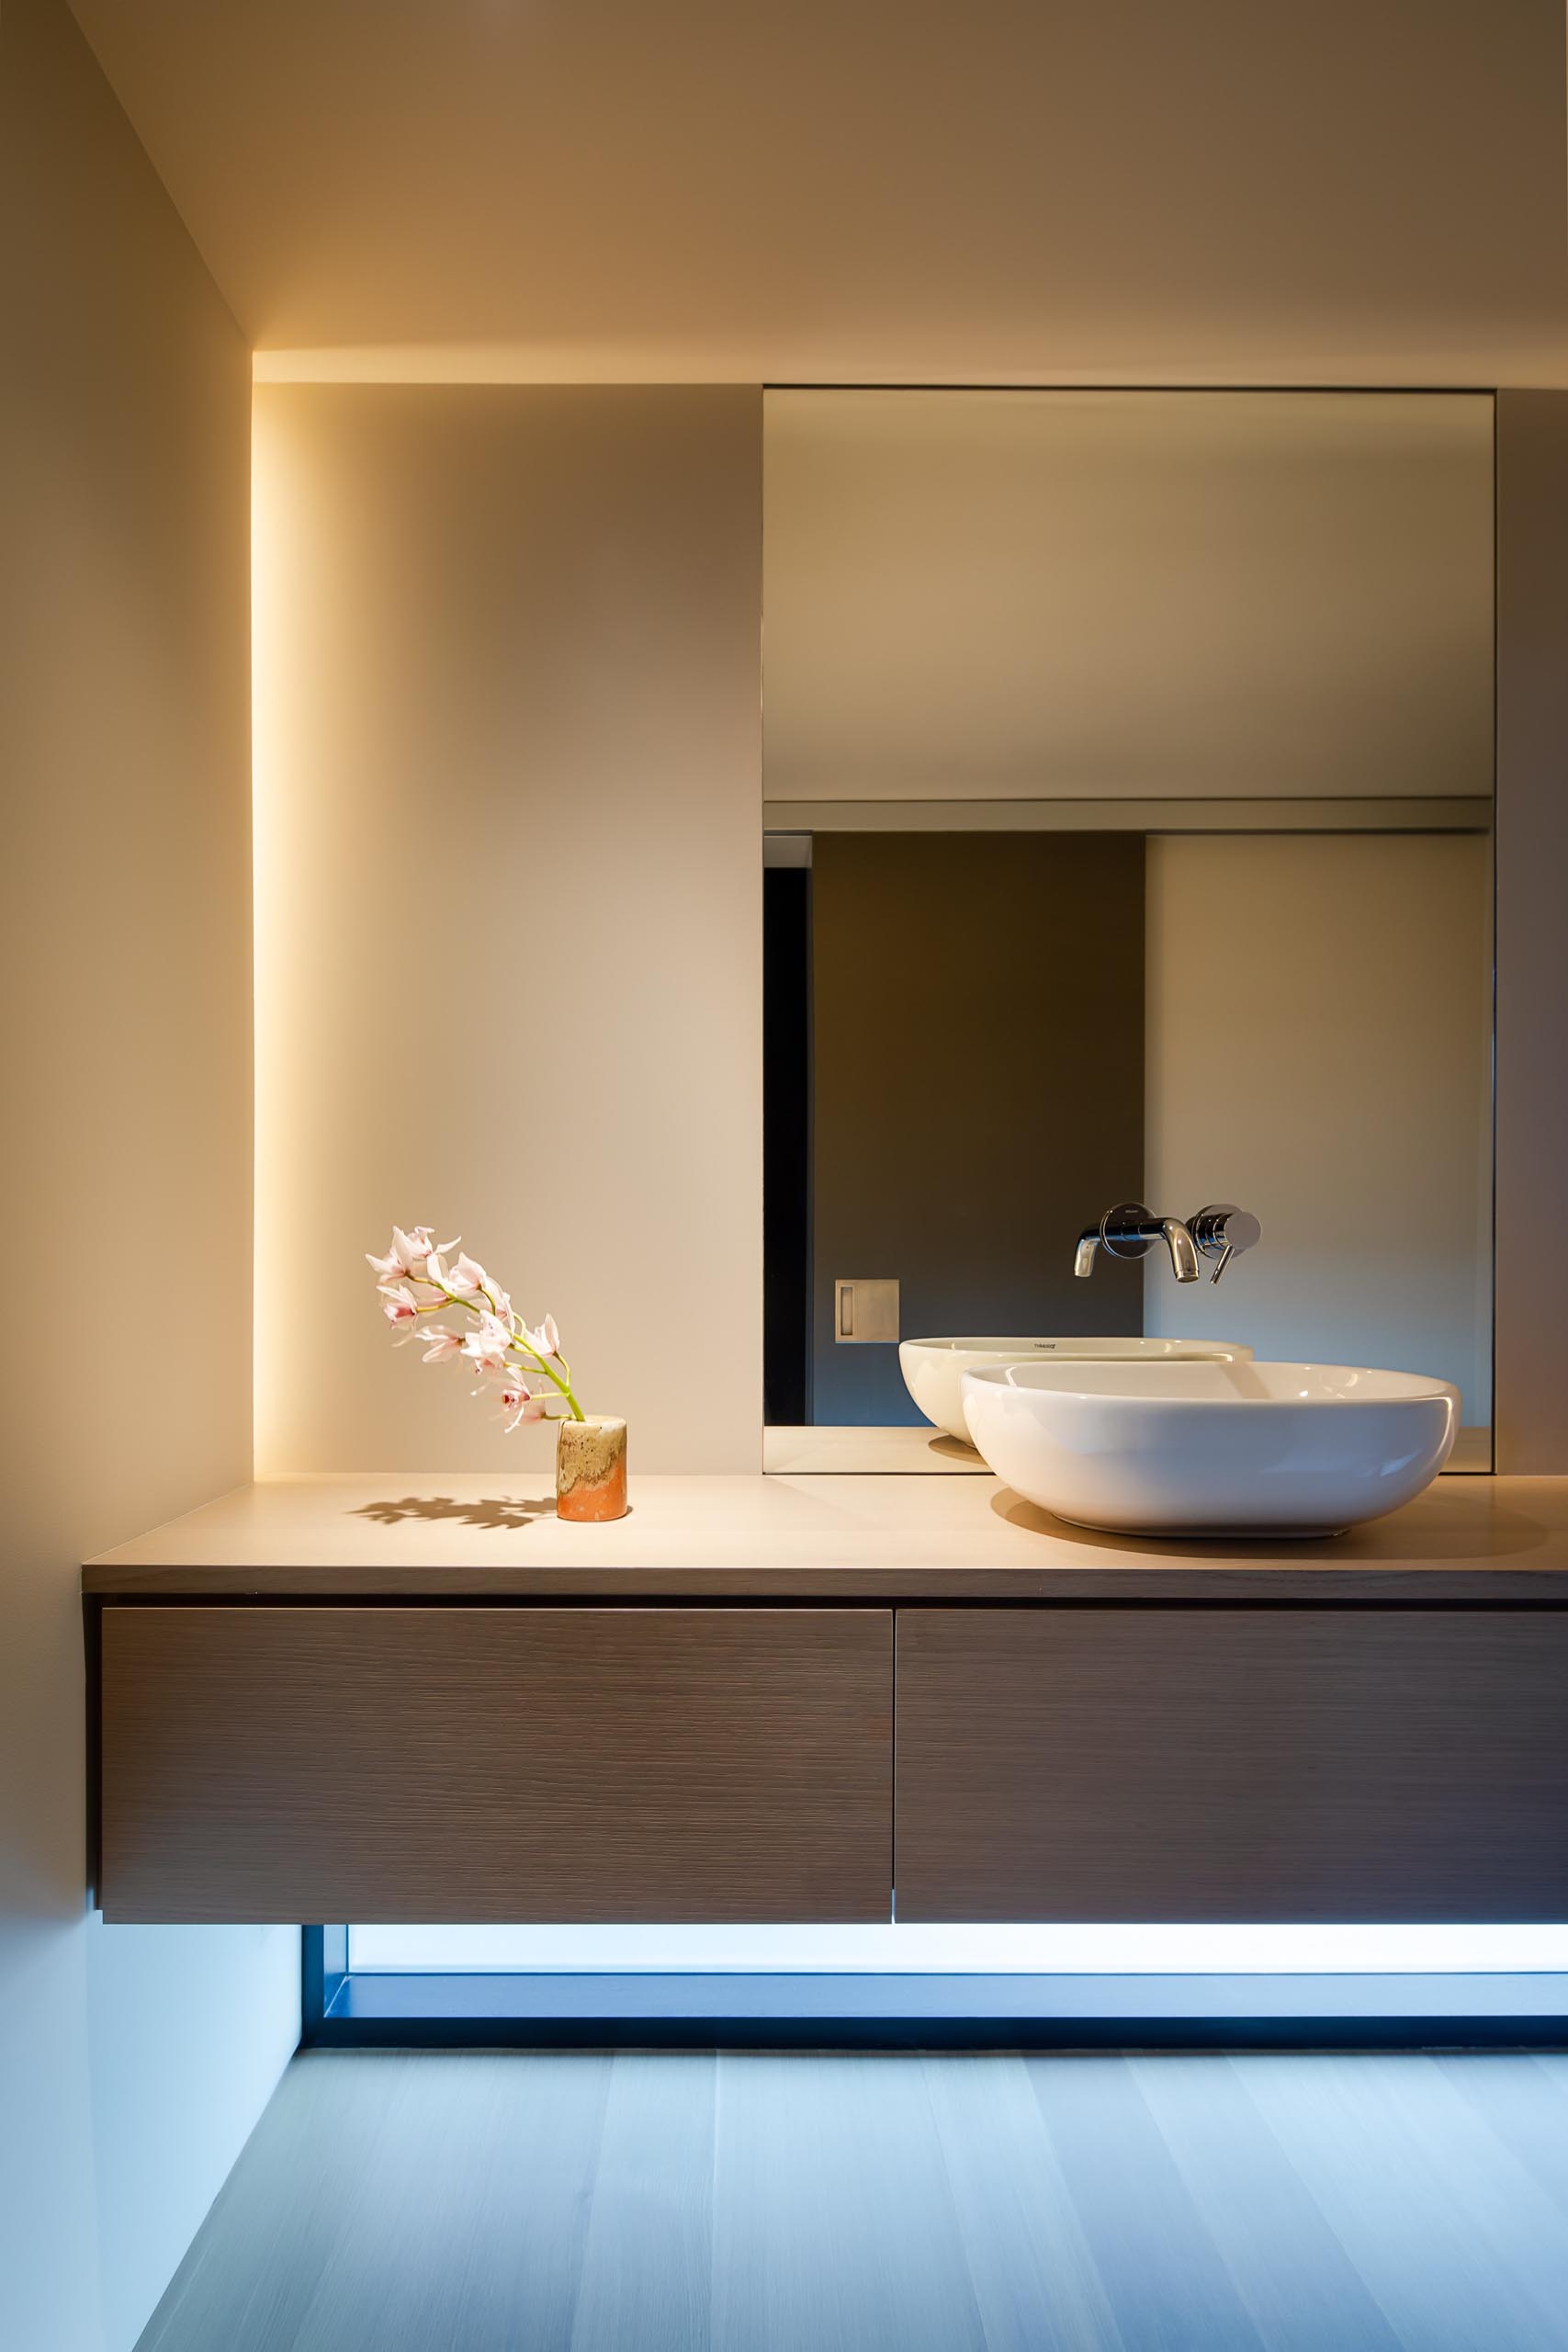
(555, 1415, 628, 1522)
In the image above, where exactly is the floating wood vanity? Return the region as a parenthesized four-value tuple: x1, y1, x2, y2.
(84, 1471, 1568, 1928)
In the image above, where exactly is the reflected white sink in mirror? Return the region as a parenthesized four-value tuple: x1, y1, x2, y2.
(900, 1336, 1253, 1443)
(962, 1359, 1460, 1538)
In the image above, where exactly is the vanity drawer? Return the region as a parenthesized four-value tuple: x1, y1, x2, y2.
(895, 1607, 1568, 1922)
(99, 1606, 893, 1923)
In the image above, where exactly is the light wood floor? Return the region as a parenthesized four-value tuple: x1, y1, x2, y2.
(138, 2048, 1568, 2350)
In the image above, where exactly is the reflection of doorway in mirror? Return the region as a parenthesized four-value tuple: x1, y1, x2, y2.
(767, 831, 1146, 1429)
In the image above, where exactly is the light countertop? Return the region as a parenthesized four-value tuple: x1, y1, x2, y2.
(83, 1467, 1568, 1602)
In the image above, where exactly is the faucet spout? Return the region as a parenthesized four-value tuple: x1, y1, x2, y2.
(1071, 1201, 1212, 1284)
(1160, 1218, 1201, 1283)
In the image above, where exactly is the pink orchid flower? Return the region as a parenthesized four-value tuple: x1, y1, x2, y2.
(499, 1377, 545, 1431)
(427, 1249, 492, 1300)
(367, 1226, 455, 1286)
(522, 1314, 560, 1359)
(379, 1283, 422, 1326)
(459, 1309, 514, 1376)
(419, 1328, 463, 1364)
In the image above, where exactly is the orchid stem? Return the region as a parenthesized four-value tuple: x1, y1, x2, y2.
(508, 1326, 585, 1420)
(426, 1277, 585, 1419)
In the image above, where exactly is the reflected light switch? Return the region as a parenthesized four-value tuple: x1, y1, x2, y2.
(834, 1278, 900, 1343)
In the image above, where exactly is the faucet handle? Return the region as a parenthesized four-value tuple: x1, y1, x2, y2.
(1190, 1204, 1261, 1284)
(1099, 1203, 1159, 1259)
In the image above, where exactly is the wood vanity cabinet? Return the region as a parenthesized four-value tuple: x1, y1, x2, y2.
(86, 1473, 1568, 1928)
(895, 1608, 1568, 1923)
(97, 1595, 1568, 1927)
(96, 1606, 893, 1924)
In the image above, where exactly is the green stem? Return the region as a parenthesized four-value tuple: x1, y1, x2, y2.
(507, 1329, 585, 1421)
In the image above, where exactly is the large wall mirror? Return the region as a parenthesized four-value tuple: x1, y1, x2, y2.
(761, 390, 1495, 1468)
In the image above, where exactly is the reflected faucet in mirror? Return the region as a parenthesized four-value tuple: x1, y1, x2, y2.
(1073, 1202, 1261, 1286)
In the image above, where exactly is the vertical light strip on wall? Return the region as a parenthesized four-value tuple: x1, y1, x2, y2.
(250, 392, 285, 1476)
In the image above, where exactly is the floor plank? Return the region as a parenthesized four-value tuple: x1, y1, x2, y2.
(1436, 2052, 1568, 2207)
(920, 2052, 1125, 2352)
(711, 2052, 987, 2352)
(137, 2048, 1568, 2352)
(1233, 2053, 1568, 2352)
(138, 2052, 408, 2352)
(1026, 2056, 1266, 2352)
(570, 2053, 716, 2352)
(290, 2054, 613, 2352)
(1128, 2054, 1402, 2352)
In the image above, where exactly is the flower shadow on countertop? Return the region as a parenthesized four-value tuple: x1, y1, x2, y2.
(354, 1495, 556, 1532)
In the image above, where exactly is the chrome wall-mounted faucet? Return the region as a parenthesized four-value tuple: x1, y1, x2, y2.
(1188, 1203, 1262, 1284)
(1073, 1201, 1260, 1285)
(1072, 1203, 1200, 1283)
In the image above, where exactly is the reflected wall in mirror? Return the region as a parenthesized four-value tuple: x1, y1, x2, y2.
(761, 390, 1495, 1464)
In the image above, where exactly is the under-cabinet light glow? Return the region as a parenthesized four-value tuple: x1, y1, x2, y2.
(349, 1922, 1568, 1976)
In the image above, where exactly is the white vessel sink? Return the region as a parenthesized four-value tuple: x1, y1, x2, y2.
(899, 1335, 1252, 1443)
(961, 1358, 1460, 1537)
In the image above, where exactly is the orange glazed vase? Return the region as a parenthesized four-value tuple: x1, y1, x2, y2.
(555, 1415, 628, 1522)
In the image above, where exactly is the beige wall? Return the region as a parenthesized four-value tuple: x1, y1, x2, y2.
(1144, 834, 1494, 1424)
(0, 5, 298, 2348)
(253, 386, 763, 1474)
(764, 390, 1495, 803)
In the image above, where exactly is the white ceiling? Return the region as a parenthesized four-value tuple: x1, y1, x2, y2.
(70, 0, 1568, 382)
